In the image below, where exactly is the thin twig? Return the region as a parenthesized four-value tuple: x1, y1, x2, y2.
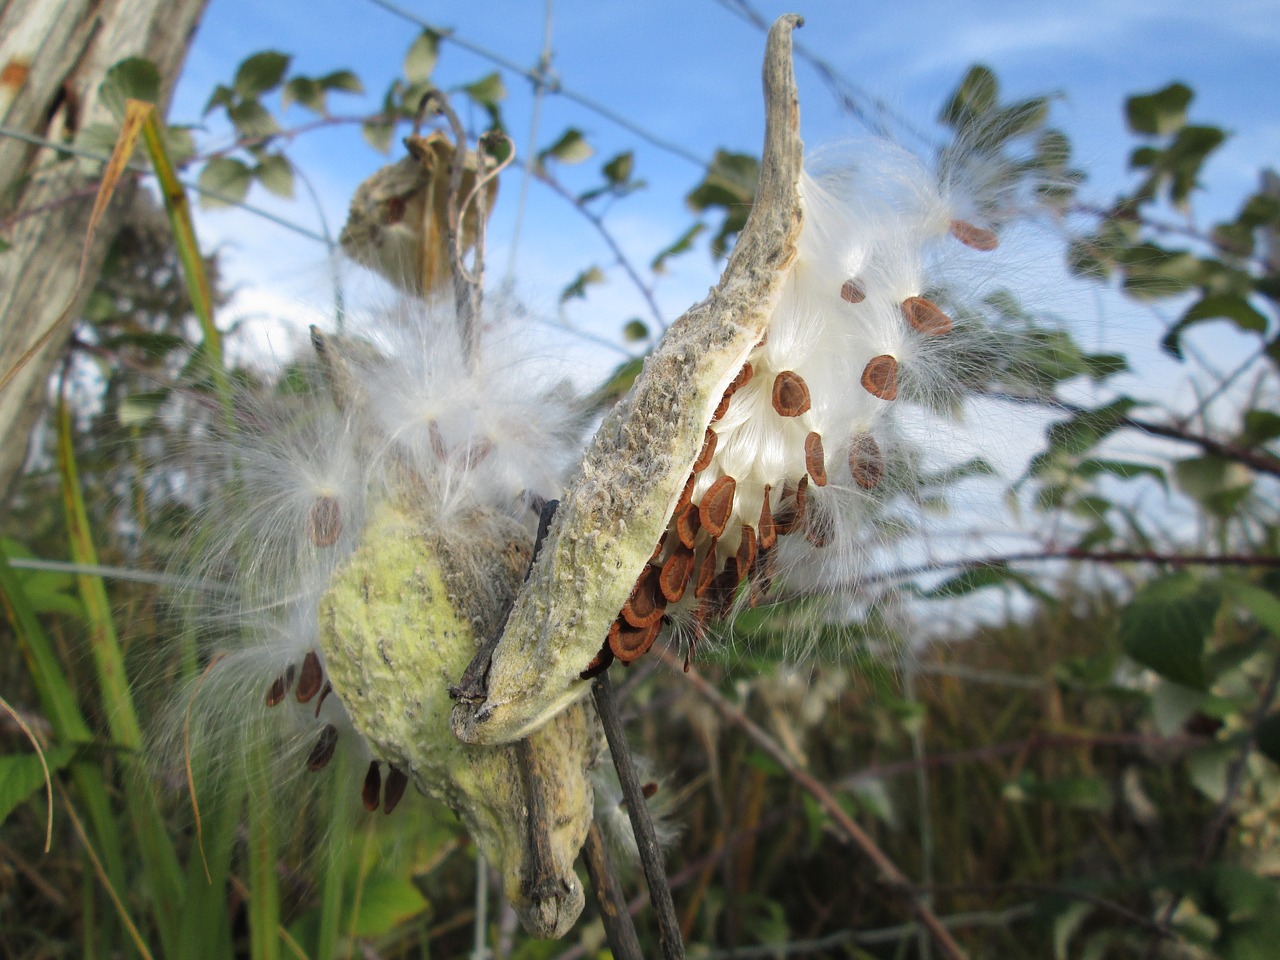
(592, 671, 686, 960)
(657, 647, 970, 960)
(580, 820, 644, 960)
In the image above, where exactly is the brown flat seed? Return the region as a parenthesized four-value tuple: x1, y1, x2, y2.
(757, 484, 777, 550)
(950, 218, 998, 251)
(384, 766, 409, 814)
(694, 549, 717, 599)
(266, 674, 288, 707)
(902, 296, 953, 336)
(307, 724, 339, 772)
(428, 420, 447, 460)
(729, 361, 754, 393)
(580, 641, 615, 680)
(676, 502, 702, 549)
(749, 547, 776, 607)
(771, 370, 812, 417)
(840, 278, 866, 303)
(848, 434, 884, 489)
(314, 681, 333, 718)
(861, 354, 898, 401)
(608, 617, 660, 663)
(463, 437, 494, 468)
(675, 471, 697, 514)
(622, 565, 666, 628)
(711, 391, 732, 422)
(805, 432, 828, 486)
(693, 427, 718, 473)
(705, 569, 740, 619)
(309, 496, 342, 547)
(362, 761, 382, 811)
(699, 475, 737, 538)
(296, 651, 323, 704)
(806, 507, 835, 548)
(649, 532, 667, 564)
(735, 526, 757, 581)
(660, 545, 696, 603)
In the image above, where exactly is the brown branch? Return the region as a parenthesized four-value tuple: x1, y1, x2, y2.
(985, 390, 1280, 479)
(655, 647, 971, 960)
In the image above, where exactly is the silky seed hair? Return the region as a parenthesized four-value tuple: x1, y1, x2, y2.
(153, 300, 585, 808)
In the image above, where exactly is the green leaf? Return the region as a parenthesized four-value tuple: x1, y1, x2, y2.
(203, 83, 236, 116)
(1125, 82, 1194, 136)
(687, 150, 759, 258)
(603, 151, 634, 185)
(404, 30, 440, 83)
(1256, 713, 1280, 767)
(1241, 410, 1280, 446)
(920, 563, 1048, 601)
(118, 391, 169, 427)
(588, 356, 644, 410)
(1118, 573, 1219, 690)
(622, 319, 649, 342)
(1163, 294, 1269, 357)
(234, 51, 291, 98)
(1077, 458, 1168, 490)
(345, 870, 428, 935)
(538, 127, 593, 169)
(651, 222, 706, 273)
(99, 57, 161, 120)
(1031, 398, 1137, 474)
(940, 65, 999, 129)
(320, 69, 363, 94)
(462, 71, 506, 108)
(560, 265, 605, 304)
(197, 157, 253, 208)
(227, 99, 279, 139)
(282, 76, 323, 114)
(362, 119, 395, 154)
(1224, 582, 1280, 638)
(0, 745, 77, 827)
(255, 153, 294, 198)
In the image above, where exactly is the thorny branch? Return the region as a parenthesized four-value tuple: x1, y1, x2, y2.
(656, 647, 971, 960)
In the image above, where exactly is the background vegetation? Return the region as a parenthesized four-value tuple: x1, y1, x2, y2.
(2, 9, 1279, 960)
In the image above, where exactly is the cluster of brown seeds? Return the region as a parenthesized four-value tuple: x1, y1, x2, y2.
(265, 650, 408, 813)
(578, 218, 997, 676)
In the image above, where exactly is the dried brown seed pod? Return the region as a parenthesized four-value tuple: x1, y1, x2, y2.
(902, 296, 953, 336)
(848, 434, 884, 490)
(296, 650, 324, 704)
(771, 370, 811, 417)
(860, 354, 898, 401)
(804, 431, 827, 486)
(306, 724, 339, 772)
(699, 475, 737, 539)
(949, 218, 998, 251)
(309, 496, 342, 547)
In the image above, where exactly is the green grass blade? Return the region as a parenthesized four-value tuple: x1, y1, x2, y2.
(56, 392, 184, 952)
(247, 743, 282, 960)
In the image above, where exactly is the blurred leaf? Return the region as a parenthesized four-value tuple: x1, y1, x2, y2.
(197, 157, 253, 208)
(118, 391, 169, 427)
(1077, 458, 1168, 490)
(1118, 573, 1218, 690)
(1163, 294, 1269, 357)
(560, 265, 604, 303)
(1256, 713, 1280, 768)
(362, 118, 395, 154)
(1006, 772, 1113, 812)
(233, 51, 290, 98)
(940, 64, 998, 128)
(203, 83, 235, 116)
(255, 153, 294, 198)
(920, 563, 1051, 602)
(603, 151, 634, 185)
(320, 69, 363, 94)
(588, 356, 644, 410)
(538, 127, 593, 170)
(282, 76, 323, 114)
(687, 150, 759, 258)
(99, 57, 161, 120)
(622, 319, 649, 342)
(404, 29, 440, 83)
(1224, 581, 1280, 638)
(1241, 410, 1280, 446)
(652, 222, 706, 274)
(344, 870, 428, 936)
(227, 98, 279, 139)
(1126, 82, 1194, 136)
(0, 745, 77, 827)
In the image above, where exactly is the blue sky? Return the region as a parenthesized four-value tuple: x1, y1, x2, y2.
(171, 0, 1279, 343)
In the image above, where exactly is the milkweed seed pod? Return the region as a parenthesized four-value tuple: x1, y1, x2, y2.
(451, 15, 1012, 746)
(172, 307, 596, 939)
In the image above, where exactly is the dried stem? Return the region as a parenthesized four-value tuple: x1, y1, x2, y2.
(580, 820, 644, 960)
(592, 671, 685, 960)
(657, 647, 970, 960)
